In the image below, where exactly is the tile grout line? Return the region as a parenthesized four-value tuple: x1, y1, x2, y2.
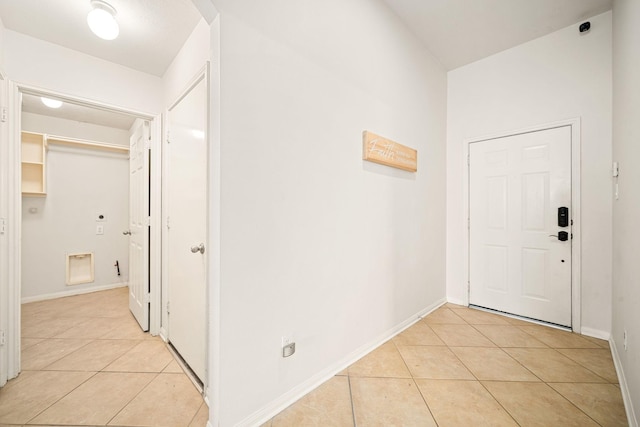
(104, 371, 162, 426)
(464, 313, 611, 426)
(19, 288, 202, 427)
(346, 372, 357, 427)
(467, 322, 546, 383)
(392, 325, 454, 427)
(434, 309, 528, 426)
(475, 380, 523, 426)
(23, 370, 100, 426)
(555, 349, 617, 384)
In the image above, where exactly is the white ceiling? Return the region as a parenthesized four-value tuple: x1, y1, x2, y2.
(0, 0, 614, 127)
(0, 0, 202, 77)
(382, 0, 612, 70)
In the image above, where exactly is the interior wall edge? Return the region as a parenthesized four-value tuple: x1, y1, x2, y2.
(610, 337, 640, 427)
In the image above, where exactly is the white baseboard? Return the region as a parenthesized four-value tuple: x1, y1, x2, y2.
(237, 298, 447, 427)
(610, 337, 638, 427)
(21, 282, 128, 304)
(159, 327, 168, 342)
(446, 297, 468, 307)
(580, 327, 610, 341)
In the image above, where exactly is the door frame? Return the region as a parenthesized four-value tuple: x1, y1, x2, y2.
(1, 82, 163, 384)
(160, 62, 210, 388)
(463, 118, 582, 332)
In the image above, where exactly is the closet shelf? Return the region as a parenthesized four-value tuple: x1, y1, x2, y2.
(21, 132, 46, 195)
(47, 135, 130, 153)
(21, 131, 129, 197)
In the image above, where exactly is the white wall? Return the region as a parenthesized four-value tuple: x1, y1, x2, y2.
(4, 30, 162, 115)
(21, 113, 129, 300)
(213, 0, 447, 424)
(163, 18, 210, 106)
(447, 11, 613, 336)
(612, 0, 640, 423)
(0, 16, 5, 71)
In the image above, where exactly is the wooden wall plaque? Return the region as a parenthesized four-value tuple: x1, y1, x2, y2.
(362, 131, 417, 172)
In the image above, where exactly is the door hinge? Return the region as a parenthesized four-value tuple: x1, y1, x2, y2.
(144, 140, 152, 150)
(1, 107, 7, 123)
(166, 130, 171, 144)
(0, 218, 6, 234)
(467, 154, 470, 166)
(143, 293, 151, 304)
(467, 217, 470, 230)
(146, 216, 151, 227)
(166, 301, 170, 315)
(0, 330, 5, 346)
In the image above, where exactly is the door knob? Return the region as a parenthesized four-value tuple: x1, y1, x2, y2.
(190, 243, 205, 254)
(123, 230, 132, 235)
(549, 231, 569, 241)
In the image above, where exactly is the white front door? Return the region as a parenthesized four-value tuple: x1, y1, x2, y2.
(469, 126, 572, 327)
(165, 75, 207, 382)
(128, 120, 150, 331)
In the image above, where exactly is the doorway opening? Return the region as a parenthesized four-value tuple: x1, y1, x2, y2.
(465, 119, 582, 332)
(9, 84, 162, 379)
(161, 66, 209, 386)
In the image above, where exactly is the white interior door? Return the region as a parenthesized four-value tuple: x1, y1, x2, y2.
(128, 120, 150, 331)
(166, 76, 207, 382)
(469, 126, 572, 327)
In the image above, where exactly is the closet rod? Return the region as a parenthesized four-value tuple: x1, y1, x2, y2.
(46, 134, 130, 153)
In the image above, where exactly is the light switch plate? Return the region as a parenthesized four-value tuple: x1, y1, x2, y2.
(96, 225, 104, 235)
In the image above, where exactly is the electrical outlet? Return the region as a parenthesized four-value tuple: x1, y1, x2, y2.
(624, 330, 628, 351)
(96, 224, 104, 235)
(282, 336, 296, 358)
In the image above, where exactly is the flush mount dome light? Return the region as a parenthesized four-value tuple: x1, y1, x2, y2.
(87, 0, 119, 40)
(41, 97, 63, 109)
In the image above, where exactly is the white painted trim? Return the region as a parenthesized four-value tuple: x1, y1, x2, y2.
(20, 282, 128, 304)
(208, 15, 221, 427)
(610, 338, 639, 427)
(0, 72, 10, 387)
(7, 81, 22, 381)
(239, 299, 446, 427)
(580, 327, 610, 341)
(159, 327, 169, 343)
(464, 118, 582, 332)
(149, 115, 163, 336)
(16, 83, 156, 120)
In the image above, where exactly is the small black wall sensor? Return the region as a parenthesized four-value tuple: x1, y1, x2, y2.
(579, 21, 591, 33)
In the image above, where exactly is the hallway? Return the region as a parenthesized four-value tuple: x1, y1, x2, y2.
(0, 287, 207, 426)
(0, 288, 628, 426)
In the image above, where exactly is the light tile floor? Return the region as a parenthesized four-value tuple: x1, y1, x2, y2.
(3, 291, 628, 426)
(262, 304, 628, 427)
(0, 287, 207, 427)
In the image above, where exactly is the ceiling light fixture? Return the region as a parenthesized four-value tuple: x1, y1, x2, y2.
(87, 0, 119, 40)
(41, 97, 63, 109)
